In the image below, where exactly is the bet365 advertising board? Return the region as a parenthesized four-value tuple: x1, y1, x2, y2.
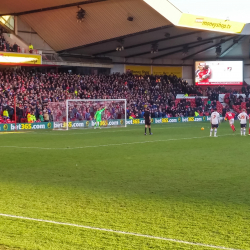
(0, 117, 210, 132)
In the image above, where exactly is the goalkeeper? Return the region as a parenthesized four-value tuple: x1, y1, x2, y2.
(94, 107, 106, 129)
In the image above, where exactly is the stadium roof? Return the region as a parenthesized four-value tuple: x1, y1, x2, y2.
(19, 0, 171, 52)
(2, 0, 250, 23)
(0, 0, 249, 61)
(169, 0, 250, 23)
(61, 27, 247, 61)
(143, 0, 250, 35)
(0, 0, 91, 15)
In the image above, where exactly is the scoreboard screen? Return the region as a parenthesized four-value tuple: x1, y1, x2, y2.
(195, 61, 243, 85)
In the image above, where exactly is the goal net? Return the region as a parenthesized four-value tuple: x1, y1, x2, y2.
(48, 99, 127, 130)
(47, 102, 67, 130)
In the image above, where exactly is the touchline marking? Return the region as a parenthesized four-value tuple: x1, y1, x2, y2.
(0, 134, 235, 150)
(0, 124, 209, 137)
(31, 124, 201, 136)
(0, 213, 241, 250)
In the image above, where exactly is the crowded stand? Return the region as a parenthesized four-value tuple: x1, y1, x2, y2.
(0, 35, 20, 53)
(0, 28, 34, 53)
(0, 69, 249, 124)
(0, 27, 20, 53)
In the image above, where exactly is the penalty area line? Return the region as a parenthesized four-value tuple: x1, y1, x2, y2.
(0, 134, 235, 150)
(0, 213, 241, 250)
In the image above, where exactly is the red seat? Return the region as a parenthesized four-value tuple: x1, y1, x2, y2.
(241, 102, 246, 108)
(21, 118, 27, 123)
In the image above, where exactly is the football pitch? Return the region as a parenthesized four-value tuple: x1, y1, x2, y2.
(0, 121, 249, 250)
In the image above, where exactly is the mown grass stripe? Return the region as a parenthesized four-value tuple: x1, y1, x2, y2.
(0, 134, 235, 150)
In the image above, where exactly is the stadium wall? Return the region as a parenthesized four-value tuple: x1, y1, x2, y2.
(111, 58, 250, 86)
(182, 66, 192, 85)
(244, 63, 250, 85)
(2, 33, 28, 52)
(17, 17, 54, 53)
(111, 64, 125, 74)
(111, 63, 193, 84)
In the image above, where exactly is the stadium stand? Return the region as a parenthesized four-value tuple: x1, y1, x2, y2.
(0, 69, 246, 124)
(0, 34, 21, 53)
(0, 27, 23, 53)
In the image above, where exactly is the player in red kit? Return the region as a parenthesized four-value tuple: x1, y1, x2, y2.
(225, 111, 236, 132)
(196, 63, 211, 83)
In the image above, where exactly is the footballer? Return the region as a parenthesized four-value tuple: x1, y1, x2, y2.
(210, 108, 220, 137)
(225, 111, 236, 132)
(237, 109, 249, 136)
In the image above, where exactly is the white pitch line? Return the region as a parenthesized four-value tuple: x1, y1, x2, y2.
(0, 122, 233, 137)
(0, 124, 212, 137)
(0, 134, 235, 150)
(0, 213, 241, 250)
(30, 126, 195, 136)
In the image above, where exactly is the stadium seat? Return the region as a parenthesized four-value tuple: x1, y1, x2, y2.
(11, 114, 17, 122)
(241, 102, 246, 109)
(21, 118, 27, 123)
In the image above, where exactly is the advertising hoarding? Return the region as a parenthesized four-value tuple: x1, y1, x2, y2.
(179, 14, 245, 34)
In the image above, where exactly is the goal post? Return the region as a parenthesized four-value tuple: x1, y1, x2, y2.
(48, 99, 127, 130)
(47, 102, 67, 130)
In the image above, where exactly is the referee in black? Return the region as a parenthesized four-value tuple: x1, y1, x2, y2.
(144, 107, 152, 135)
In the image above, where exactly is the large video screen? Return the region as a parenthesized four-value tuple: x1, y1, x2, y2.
(195, 61, 243, 85)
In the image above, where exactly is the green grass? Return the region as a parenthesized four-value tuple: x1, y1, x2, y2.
(0, 121, 249, 250)
(0, 246, 19, 250)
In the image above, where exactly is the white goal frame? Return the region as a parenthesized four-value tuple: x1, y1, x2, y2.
(66, 99, 127, 130)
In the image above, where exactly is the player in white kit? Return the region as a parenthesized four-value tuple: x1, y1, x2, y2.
(210, 108, 220, 137)
(237, 109, 249, 136)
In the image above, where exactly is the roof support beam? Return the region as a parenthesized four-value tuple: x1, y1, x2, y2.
(152, 41, 214, 60)
(218, 36, 245, 58)
(59, 25, 173, 53)
(18, 30, 37, 34)
(125, 34, 229, 59)
(182, 36, 237, 60)
(92, 30, 202, 56)
(114, 62, 193, 66)
(0, 0, 108, 16)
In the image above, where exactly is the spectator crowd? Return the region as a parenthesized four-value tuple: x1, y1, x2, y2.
(0, 68, 249, 123)
(0, 29, 33, 53)
(0, 35, 20, 53)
